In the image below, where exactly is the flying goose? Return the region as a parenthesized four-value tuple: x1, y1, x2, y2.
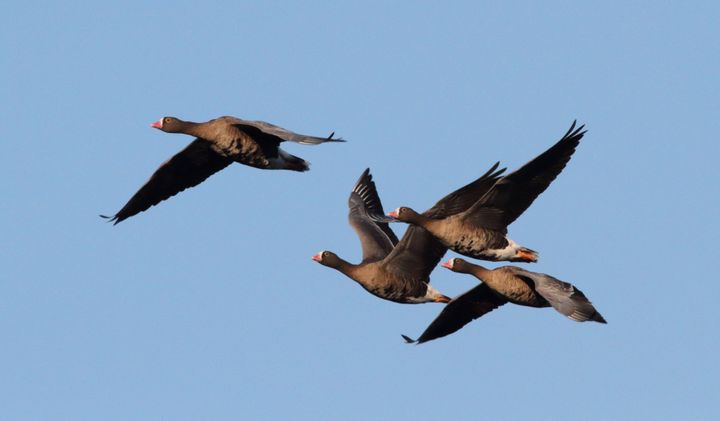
(387, 121, 586, 262)
(402, 257, 606, 344)
(102, 116, 344, 224)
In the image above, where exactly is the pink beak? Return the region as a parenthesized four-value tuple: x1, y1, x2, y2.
(311, 253, 322, 262)
(441, 259, 453, 269)
(387, 210, 399, 218)
(151, 120, 162, 129)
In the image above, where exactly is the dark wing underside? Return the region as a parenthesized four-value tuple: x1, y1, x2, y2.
(405, 283, 508, 344)
(233, 119, 344, 145)
(465, 121, 586, 230)
(382, 224, 448, 283)
(102, 139, 232, 224)
(348, 169, 398, 263)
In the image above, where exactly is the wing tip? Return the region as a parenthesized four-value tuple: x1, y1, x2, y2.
(593, 311, 608, 324)
(352, 168, 374, 194)
(327, 131, 347, 142)
(482, 161, 507, 180)
(99, 214, 121, 225)
(564, 119, 587, 141)
(401, 334, 418, 344)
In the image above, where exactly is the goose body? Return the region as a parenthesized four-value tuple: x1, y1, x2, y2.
(313, 252, 448, 304)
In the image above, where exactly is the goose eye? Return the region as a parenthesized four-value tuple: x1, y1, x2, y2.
(164, 117, 171, 123)
(323, 251, 329, 257)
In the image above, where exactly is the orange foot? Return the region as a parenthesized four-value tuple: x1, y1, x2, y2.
(516, 248, 538, 263)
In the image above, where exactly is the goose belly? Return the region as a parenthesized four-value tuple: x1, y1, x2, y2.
(445, 229, 507, 259)
(366, 285, 427, 304)
(220, 138, 272, 169)
(360, 277, 430, 304)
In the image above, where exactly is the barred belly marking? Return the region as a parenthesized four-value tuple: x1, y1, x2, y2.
(453, 235, 481, 257)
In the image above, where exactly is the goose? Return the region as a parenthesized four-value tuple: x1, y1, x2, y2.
(102, 116, 344, 224)
(387, 121, 586, 262)
(402, 257, 606, 344)
(312, 165, 505, 304)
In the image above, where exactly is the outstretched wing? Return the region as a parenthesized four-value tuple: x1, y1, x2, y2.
(348, 169, 399, 263)
(466, 121, 586, 230)
(233, 119, 345, 145)
(404, 283, 507, 344)
(351, 169, 399, 245)
(102, 139, 232, 225)
(511, 268, 607, 324)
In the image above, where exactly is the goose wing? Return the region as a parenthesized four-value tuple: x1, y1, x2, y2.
(466, 121, 586, 230)
(102, 139, 232, 224)
(403, 283, 507, 344)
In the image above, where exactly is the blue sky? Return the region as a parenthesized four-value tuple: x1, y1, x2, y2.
(2, 1, 719, 420)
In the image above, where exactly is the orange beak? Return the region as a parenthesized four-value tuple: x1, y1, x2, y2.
(387, 210, 399, 218)
(441, 259, 453, 269)
(311, 252, 322, 262)
(151, 119, 162, 129)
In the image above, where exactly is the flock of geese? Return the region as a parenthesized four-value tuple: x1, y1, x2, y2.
(104, 116, 605, 344)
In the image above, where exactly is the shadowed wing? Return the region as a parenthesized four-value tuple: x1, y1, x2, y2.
(382, 225, 447, 282)
(348, 169, 399, 263)
(102, 139, 232, 224)
(466, 121, 586, 230)
(404, 283, 508, 344)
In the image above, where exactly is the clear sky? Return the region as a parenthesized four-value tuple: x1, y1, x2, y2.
(2, 1, 719, 420)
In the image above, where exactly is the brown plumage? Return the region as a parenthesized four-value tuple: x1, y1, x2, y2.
(388, 121, 586, 263)
(403, 258, 606, 344)
(312, 165, 505, 304)
(102, 116, 344, 224)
